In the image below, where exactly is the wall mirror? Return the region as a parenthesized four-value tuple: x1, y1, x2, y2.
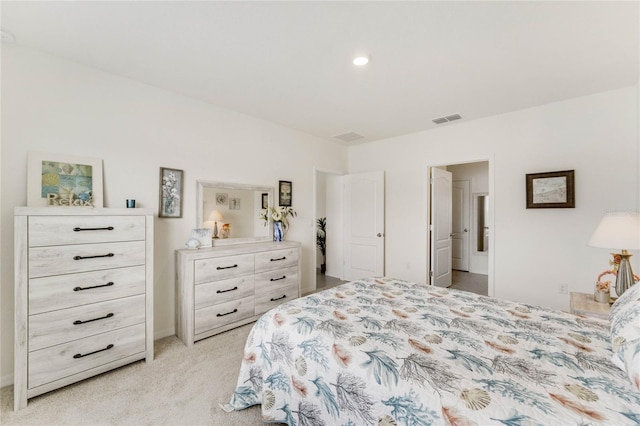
(474, 193, 489, 253)
(196, 180, 273, 246)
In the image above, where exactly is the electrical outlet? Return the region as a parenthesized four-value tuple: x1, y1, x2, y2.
(558, 283, 568, 294)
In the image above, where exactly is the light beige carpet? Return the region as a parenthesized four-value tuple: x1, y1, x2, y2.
(1, 323, 267, 425)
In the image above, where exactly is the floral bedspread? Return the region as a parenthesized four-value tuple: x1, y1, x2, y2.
(228, 278, 640, 425)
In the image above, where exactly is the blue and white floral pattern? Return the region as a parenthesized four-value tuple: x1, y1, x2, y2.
(610, 282, 640, 390)
(229, 278, 640, 425)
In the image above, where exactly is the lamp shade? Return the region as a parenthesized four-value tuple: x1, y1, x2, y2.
(208, 210, 223, 222)
(588, 210, 640, 250)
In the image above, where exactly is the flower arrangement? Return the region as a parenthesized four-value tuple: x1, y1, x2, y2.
(259, 206, 297, 230)
(162, 171, 180, 215)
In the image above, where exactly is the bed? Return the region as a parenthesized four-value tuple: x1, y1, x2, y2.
(228, 277, 640, 425)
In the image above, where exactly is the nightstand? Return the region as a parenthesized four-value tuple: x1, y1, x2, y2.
(569, 292, 611, 321)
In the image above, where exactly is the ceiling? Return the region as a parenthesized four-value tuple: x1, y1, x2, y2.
(2, 1, 638, 144)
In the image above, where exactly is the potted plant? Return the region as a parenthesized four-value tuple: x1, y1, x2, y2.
(316, 217, 326, 274)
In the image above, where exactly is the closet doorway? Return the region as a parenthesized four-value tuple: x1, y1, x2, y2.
(427, 159, 492, 296)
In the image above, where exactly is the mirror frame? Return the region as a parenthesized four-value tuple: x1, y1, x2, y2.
(196, 180, 274, 246)
(473, 192, 489, 254)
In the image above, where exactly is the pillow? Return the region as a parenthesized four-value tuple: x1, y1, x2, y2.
(609, 282, 640, 389)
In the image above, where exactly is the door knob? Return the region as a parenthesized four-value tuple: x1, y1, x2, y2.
(377, 233, 383, 237)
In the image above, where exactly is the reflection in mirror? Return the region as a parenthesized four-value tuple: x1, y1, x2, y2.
(474, 193, 489, 253)
(196, 181, 273, 246)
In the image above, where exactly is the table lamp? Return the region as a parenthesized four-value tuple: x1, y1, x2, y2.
(208, 210, 224, 239)
(588, 210, 640, 296)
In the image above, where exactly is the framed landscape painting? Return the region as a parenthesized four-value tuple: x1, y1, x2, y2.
(526, 170, 575, 209)
(27, 151, 103, 207)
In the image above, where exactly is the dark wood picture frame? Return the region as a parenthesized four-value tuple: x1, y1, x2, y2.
(261, 192, 269, 209)
(526, 170, 575, 209)
(279, 180, 292, 207)
(159, 167, 184, 218)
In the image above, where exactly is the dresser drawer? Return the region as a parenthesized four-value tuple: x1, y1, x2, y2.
(28, 323, 146, 389)
(194, 254, 254, 284)
(29, 294, 146, 351)
(255, 266, 299, 295)
(29, 216, 145, 247)
(29, 266, 145, 314)
(255, 284, 299, 315)
(195, 296, 254, 335)
(29, 241, 146, 278)
(195, 276, 254, 310)
(255, 248, 299, 273)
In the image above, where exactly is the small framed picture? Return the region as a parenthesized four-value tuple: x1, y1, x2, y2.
(191, 228, 212, 248)
(229, 198, 241, 210)
(216, 193, 228, 205)
(526, 170, 575, 209)
(261, 192, 269, 209)
(279, 180, 292, 207)
(159, 167, 183, 218)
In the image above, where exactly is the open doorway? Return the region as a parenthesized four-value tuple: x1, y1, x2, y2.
(427, 159, 493, 296)
(312, 169, 347, 294)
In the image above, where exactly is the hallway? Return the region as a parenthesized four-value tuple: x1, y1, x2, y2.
(450, 270, 488, 296)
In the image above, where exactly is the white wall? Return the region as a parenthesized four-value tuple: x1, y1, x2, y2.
(448, 162, 489, 274)
(0, 45, 347, 386)
(349, 86, 639, 310)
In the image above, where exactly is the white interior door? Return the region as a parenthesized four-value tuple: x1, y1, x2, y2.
(452, 180, 470, 271)
(430, 168, 452, 287)
(344, 171, 384, 281)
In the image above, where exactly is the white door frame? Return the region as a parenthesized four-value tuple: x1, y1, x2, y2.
(313, 167, 345, 292)
(425, 155, 495, 297)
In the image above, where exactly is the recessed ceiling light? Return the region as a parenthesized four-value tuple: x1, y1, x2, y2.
(352, 56, 369, 66)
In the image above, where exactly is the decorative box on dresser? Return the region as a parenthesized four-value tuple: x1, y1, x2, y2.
(176, 241, 301, 346)
(14, 207, 154, 410)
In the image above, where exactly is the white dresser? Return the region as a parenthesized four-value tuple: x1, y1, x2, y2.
(176, 241, 301, 346)
(14, 207, 154, 410)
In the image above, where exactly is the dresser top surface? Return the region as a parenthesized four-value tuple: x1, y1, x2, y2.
(15, 207, 154, 216)
(177, 241, 301, 259)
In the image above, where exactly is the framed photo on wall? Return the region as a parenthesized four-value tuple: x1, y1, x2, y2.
(159, 167, 184, 218)
(27, 151, 104, 207)
(526, 169, 575, 209)
(279, 180, 292, 207)
(261, 192, 269, 209)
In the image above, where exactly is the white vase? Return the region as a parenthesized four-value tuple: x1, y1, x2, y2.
(594, 290, 610, 303)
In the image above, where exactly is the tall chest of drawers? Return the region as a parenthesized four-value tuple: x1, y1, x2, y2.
(14, 207, 154, 410)
(176, 241, 301, 346)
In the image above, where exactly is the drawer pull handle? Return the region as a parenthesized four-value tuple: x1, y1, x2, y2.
(217, 286, 238, 294)
(270, 276, 286, 282)
(216, 308, 238, 317)
(73, 226, 114, 232)
(216, 264, 238, 270)
(270, 256, 286, 262)
(271, 295, 287, 302)
(73, 313, 114, 325)
(73, 344, 114, 359)
(74, 253, 114, 261)
(74, 282, 114, 291)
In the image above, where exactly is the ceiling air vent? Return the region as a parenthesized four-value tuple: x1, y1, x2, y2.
(432, 113, 463, 124)
(333, 131, 365, 143)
